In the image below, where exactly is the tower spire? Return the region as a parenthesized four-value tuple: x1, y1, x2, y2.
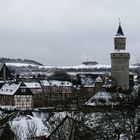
(118, 18, 121, 26)
(116, 19, 124, 36)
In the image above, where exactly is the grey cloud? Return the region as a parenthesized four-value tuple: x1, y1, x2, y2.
(0, 0, 140, 66)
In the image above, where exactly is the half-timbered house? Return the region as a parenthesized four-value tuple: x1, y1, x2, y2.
(0, 82, 33, 110)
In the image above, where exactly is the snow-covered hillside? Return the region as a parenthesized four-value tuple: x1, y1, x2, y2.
(6, 62, 40, 67)
(8, 63, 139, 70)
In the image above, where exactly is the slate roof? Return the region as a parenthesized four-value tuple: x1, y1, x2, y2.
(0, 63, 12, 80)
(15, 82, 32, 95)
(116, 24, 124, 36)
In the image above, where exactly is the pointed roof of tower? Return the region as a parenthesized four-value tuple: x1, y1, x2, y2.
(116, 22, 124, 36)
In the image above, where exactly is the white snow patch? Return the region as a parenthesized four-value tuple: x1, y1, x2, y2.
(6, 63, 38, 67)
(86, 91, 112, 106)
(24, 82, 42, 88)
(40, 80, 72, 87)
(11, 114, 49, 140)
(0, 82, 21, 95)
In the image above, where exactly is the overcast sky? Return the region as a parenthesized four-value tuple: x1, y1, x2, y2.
(0, 0, 140, 66)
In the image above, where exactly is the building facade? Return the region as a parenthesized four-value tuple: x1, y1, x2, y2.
(0, 82, 33, 110)
(111, 23, 130, 90)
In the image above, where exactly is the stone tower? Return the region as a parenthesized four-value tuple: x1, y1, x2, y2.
(111, 23, 130, 90)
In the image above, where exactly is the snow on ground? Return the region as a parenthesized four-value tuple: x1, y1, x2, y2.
(39, 64, 111, 69)
(0, 105, 16, 110)
(5, 62, 112, 69)
(5, 62, 139, 71)
(6, 63, 39, 67)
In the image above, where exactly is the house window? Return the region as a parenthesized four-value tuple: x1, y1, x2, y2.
(21, 88, 26, 93)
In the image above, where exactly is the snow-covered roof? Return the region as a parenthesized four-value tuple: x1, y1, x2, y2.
(0, 82, 21, 95)
(40, 80, 50, 86)
(50, 80, 72, 87)
(94, 91, 112, 99)
(86, 91, 112, 106)
(81, 77, 94, 85)
(95, 77, 103, 83)
(25, 82, 42, 89)
(40, 80, 72, 87)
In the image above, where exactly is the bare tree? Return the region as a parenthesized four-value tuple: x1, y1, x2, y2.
(26, 120, 38, 140)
